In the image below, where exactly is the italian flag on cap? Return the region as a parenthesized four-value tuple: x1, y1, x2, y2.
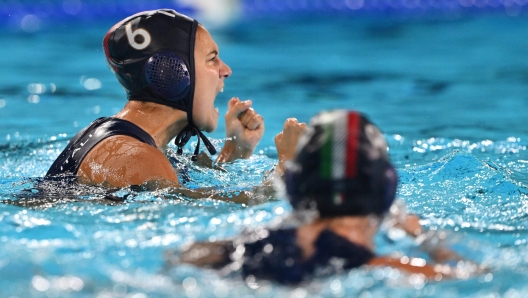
(320, 111, 361, 180)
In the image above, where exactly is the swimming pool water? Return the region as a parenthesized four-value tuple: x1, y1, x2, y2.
(1, 9, 528, 298)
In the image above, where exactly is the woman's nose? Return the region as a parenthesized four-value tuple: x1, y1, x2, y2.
(219, 59, 232, 78)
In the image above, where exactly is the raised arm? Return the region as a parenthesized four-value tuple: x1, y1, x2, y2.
(273, 118, 307, 177)
(216, 97, 265, 163)
(174, 118, 307, 204)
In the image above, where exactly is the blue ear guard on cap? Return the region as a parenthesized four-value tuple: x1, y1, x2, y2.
(145, 52, 191, 102)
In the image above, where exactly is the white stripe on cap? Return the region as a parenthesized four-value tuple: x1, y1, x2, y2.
(332, 110, 348, 179)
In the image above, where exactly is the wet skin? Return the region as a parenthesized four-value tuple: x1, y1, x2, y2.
(76, 25, 296, 191)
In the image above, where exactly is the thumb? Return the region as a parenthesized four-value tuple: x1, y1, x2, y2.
(227, 97, 241, 109)
(226, 99, 252, 119)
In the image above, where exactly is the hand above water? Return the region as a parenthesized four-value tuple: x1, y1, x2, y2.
(274, 118, 307, 177)
(216, 97, 265, 163)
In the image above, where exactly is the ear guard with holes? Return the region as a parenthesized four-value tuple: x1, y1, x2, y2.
(145, 52, 191, 102)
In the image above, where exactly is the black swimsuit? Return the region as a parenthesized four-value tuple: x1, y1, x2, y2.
(45, 117, 156, 178)
(241, 228, 375, 284)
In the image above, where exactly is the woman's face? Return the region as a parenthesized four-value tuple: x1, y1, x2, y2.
(192, 25, 232, 132)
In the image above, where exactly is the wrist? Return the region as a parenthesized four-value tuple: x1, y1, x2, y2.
(216, 140, 252, 162)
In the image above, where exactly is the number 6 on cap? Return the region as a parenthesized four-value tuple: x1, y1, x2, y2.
(125, 23, 151, 50)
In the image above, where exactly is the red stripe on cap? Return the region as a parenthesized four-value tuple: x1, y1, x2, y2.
(102, 22, 123, 73)
(345, 112, 360, 177)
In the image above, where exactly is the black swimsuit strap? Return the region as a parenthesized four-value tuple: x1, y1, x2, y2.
(46, 117, 156, 177)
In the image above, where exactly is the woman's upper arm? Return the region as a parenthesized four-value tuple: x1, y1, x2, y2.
(79, 136, 179, 188)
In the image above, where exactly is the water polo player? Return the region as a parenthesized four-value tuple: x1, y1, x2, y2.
(45, 9, 275, 190)
(176, 110, 482, 284)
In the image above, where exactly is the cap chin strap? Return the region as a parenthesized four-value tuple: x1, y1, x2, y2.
(174, 124, 217, 161)
(172, 20, 217, 161)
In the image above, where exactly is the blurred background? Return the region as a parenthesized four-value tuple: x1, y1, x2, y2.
(1, 0, 528, 150)
(1, 1, 528, 297)
(1, 0, 527, 28)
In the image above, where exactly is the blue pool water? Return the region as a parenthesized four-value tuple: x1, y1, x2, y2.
(1, 4, 528, 297)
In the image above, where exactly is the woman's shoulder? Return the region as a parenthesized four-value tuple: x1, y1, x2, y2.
(79, 135, 177, 187)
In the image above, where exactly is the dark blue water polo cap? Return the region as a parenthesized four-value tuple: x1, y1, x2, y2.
(284, 110, 398, 217)
(103, 9, 216, 159)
